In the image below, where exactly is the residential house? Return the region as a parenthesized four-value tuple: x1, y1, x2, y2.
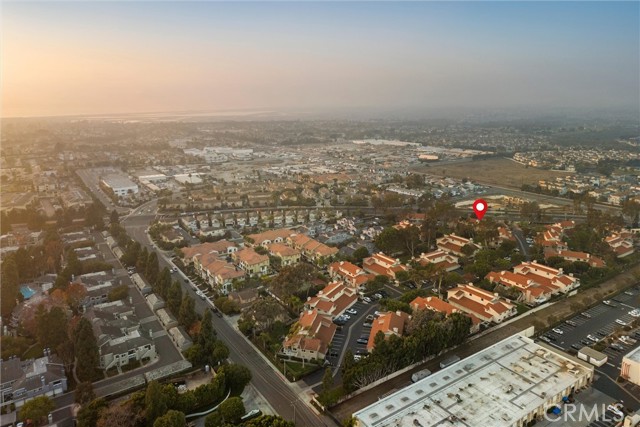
(201, 259, 245, 294)
(544, 249, 606, 268)
(305, 281, 358, 318)
(328, 261, 373, 288)
(282, 309, 337, 362)
(228, 288, 259, 309)
(181, 240, 239, 266)
(437, 234, 480, 257)
(362, 252, 409, 279)
(267, 243, 301, 267)
(411, 296, 480, 333)
(168, 326, 193, 351)
(417, 250, 460, 272)
(246, 228, 295, 247)
(287, 233, 339, 265)
(367, 311, 411, 352)
(513, 261, 580, 293)
(606, 232, 635, 258)
(0, 355, 68, 407)
(447, 283, 516, 324)
(233, 248, 270, 276)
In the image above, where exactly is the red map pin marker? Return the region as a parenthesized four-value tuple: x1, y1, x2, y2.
(473, 199, 487, 220)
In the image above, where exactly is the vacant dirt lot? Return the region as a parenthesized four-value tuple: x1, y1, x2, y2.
(419, 158, 570, 188)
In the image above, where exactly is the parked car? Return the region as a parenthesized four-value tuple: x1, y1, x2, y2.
(363, 322, 372, 328)
(552, 328, 563, 335)
(597, 331, 607, 337)
(362, 297, 372, 304)
(581, 312, 592, 318)
(366, 314, 374, 321)
(571, 344, 582, 350)
(240, 409, 262, 422)
(357, 338, 368, 345)
(545, 334, 557, 342)
(539, 336, 551, 343)
(603, 300, 614, 306)
(615, 319, 628, 326)
(628, 309, 640, 318)
(346, 308, 358, 315)
(565, 320, 577, 327)
(581, 339, 592, 346)
(374, 293, 383, 300)
(587, 334, 600, 343)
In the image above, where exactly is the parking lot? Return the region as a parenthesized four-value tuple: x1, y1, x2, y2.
(536, 285, 640, 412)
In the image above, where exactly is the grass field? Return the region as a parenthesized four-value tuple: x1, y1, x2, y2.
(420, 158, 570, 188)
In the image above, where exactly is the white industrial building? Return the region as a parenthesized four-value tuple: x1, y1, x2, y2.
(353, 332, 594, 427)
(101, 174, 139, 197)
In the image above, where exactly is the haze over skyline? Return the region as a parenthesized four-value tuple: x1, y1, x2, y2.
(2, 1, 639, 118)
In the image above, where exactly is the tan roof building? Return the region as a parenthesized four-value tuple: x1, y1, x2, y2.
(233, 248, 269, 276)
(367, 311, 410, 352)
(447, 283, 516, 324)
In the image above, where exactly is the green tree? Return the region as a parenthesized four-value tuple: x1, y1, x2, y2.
(146, 252, 159, 283)
(67, 250, 83, 277)
(178, 295, 197, 328)
(76, 398, 108, 427)
(219, 397, 245, 424)
(351, 246, 369, 263)
(244, 415, 295, 427)
(110, 209, 120, 225)
(75, 381, 96, 406)
(321, 367, 334, 394)
(204, 412, 223, 427)
(35, 306, 70, 350)
(107, 284, 129, 302)
(74, 318, 101, 382)
(167, 281, 183, 314)
(155, 267, 172, 299)
(144, 381, 167, 427)
(19, 396, 55, 426)
(219, 364, 252, 395)
(152, 410, 185, 427)
(1, 257, 19, 317)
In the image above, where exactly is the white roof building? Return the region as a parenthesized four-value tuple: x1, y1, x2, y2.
(353, 332, 594, 427)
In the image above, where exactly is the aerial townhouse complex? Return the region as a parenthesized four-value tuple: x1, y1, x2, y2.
(447, 283, 516, 324)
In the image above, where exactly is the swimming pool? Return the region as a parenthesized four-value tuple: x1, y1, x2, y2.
(20, 286, 36, 299)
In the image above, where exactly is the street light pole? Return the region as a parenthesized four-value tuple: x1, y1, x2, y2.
(290, 399, 297, 425)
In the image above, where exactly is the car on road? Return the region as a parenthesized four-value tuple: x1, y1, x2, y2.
(346, 308, 358, 315)
(615, 319, 628, 326)
(552, 328, 563, 335)
(357, 338, 369, 345)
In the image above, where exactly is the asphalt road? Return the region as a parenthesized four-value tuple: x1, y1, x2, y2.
(539, 286, 640, 411)
(122, 200, 335, 427)
(511, 225, 531, 260)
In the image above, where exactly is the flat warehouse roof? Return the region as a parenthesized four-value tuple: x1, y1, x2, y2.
(354, 333, 593, 427)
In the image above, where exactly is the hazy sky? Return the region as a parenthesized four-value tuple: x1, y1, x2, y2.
(2, 1, 639, 118)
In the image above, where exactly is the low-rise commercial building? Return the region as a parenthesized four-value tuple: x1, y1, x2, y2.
(353, 332, 594, 427)
(621, 346, 640, 386)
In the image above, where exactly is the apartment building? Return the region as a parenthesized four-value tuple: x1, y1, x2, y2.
(305, 281, 358, 318)
(447, 283, 516, 324)
(411, 296, 480, 333)
(328, 261, 373, 288)
(267, 242, 302, 267)
(367, 311, 410, 352)
(282, 309, 337, 362)
(232, 248, 270, 276)
(0, 354, 68, 407)
(417, 250, 460, 272)
(436, 234, 480, 257)
(362, 252, 409, 279)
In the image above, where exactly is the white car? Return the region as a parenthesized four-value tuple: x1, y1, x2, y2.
(346, 308, 358, 315)
(628, 309, 640, 318)
(552, 328, 563, 335)
(362, 297, 372, 304)
(342, 314, 351, 320)
(615, 319, 628, 326)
